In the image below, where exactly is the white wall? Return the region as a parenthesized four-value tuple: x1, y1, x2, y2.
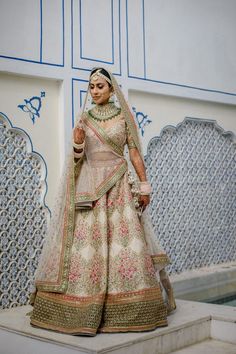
(0, 73, 61, 208)
(129, 90, 236, 154)
(0, 0, 236, 208)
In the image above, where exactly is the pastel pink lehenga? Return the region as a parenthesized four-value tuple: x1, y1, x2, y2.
(30, 104, 174, 335)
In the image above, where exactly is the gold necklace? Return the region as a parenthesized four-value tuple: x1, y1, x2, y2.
(89, 103, 121, 121)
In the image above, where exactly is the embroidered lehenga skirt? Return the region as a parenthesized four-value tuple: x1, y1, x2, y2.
(31, 108, 170, 335)
(31, 172, 168, 335)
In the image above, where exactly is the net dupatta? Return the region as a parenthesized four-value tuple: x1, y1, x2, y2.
(34, 151, 75, 293)
(109, 71, 169, 270)
(34, 79, 93, 293)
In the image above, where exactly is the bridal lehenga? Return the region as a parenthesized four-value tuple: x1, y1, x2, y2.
(30, 69, 176, 335)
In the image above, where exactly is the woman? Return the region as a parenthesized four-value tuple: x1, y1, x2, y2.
(30, 68, 175, 335)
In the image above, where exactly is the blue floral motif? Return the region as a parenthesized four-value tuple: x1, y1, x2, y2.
(132, 107, 152, 136)
(18, 93, 45, 124)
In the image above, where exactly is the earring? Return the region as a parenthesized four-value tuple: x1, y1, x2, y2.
(109, 93, 114, 103)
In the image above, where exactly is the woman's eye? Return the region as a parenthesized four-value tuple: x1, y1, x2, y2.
(98, 85, 104, 89)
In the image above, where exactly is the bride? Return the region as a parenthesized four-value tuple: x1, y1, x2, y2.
(30, 67, 176, 335)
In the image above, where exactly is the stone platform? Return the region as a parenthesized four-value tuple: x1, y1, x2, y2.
(0, 300, 235, 354)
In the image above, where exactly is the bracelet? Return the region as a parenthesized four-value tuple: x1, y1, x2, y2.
(73, 140, 85, 150)
(74, 150, 84, 159)
(139, 181, 152, 195)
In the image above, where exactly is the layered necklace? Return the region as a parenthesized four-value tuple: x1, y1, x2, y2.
(88, 103, 121, 121)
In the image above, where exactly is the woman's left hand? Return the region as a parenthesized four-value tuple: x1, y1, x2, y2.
(139, 195, 150, 211)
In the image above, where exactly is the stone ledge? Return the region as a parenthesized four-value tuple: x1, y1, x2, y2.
(171, 339, 236, 354)
(171, 262, 236, 301)
(0, 300, 235, 354)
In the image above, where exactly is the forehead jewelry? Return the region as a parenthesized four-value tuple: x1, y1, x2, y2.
(90, 69, 112, 85)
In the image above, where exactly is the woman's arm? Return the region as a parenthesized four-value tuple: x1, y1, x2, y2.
(129, 147, 150, 210)
(73, 122, 85, 159)
(73, 127, 85, 147)
(129, 147, 147, 182)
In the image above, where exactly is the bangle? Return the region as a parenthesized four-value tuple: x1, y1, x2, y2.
(74, 150, 84, 159)
(73, 140, 85, 150)
(139, 181, 152, 195)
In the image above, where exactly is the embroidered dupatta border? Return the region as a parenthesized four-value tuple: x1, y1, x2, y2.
(36, 159, 75, 292)
(75, 114, 127, 203)
(85, 113, 124, 156)
(75, 160, 127, 203)
(151, 254, 171, 268)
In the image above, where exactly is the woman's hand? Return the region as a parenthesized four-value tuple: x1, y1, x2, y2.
(139, 195, 150, 211)
(74, 127, 85, 144)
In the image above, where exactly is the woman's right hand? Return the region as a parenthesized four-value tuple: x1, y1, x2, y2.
(73, 127, 85, 144)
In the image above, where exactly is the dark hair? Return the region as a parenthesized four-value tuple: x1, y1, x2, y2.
(90, 67, 112, 87)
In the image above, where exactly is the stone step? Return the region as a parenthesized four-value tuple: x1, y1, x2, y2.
(0, 299, 235, 354)
(171, 339, 236, 354)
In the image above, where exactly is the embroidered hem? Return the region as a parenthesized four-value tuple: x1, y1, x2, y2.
(30, 288, 167, 334)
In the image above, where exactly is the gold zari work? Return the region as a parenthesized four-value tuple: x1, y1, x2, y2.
(31, 287, 167, 334)
(152, 254, 170, 266)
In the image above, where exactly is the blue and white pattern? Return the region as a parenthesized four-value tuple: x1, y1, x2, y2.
(18, 92, 45, 124)
(0, 113, 49, 309)
(132, 107, 152, 136)
(1, 113, 235, 308)
(145, 117, 236, 274)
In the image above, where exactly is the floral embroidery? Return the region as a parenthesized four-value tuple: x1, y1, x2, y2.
(144, 254, 156, 277)
(69, 255, 82, 283)
(74, 224, 86, 241)
(118, 250, 138, 280)
(92, 223, 102, 241)
(107, 199, 114, 208)
(119, 219, 129, 238)
(89, 256, 103, 286)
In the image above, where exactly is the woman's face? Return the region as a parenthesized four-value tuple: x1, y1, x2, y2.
(89, 77, 112, 105)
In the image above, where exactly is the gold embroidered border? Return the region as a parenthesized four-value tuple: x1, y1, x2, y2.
(36, 159, 75, 293)
(31, 288, 167, 334)
(101, 287, 167, 332)
(85, 113, 124, 156)
(110, 74, 142, 154)
(38, 291, 105, 306)
(75, 160, 127, 202)
(31, 292, 103, 334)
(152, 254, 170, 266)
(106, 287, 163, 304)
